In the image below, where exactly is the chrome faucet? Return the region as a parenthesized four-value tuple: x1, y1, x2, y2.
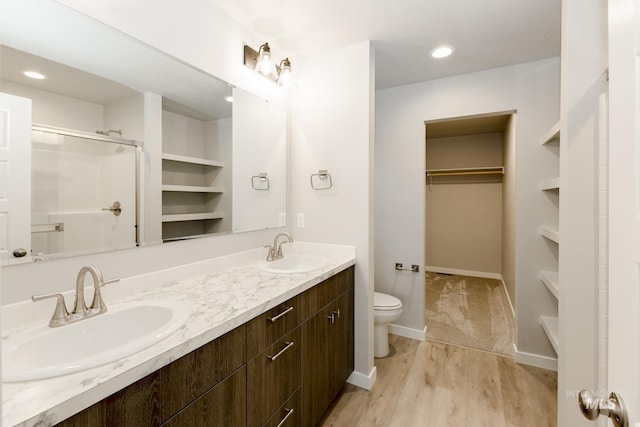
(32, 265, 119, 327)
(265, 232, 293, 261)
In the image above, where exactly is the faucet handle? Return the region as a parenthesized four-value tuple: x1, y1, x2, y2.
(32, 293, 70, 327)
(264, 244, 275, 261)
(90, 277, 119, 312)
(102, 277, 120, 287)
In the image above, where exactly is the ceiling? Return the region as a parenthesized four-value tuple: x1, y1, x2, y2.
(209, 0, 562, 89)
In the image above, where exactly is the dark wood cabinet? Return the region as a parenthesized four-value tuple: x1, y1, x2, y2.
(161, 367, 246, 427)
(56, 326, 245, 427)
(263, 389, 301, 427)
(302, 267, 355, 426)
(55, 266, 354, 427)
(247, 328, 301, 426)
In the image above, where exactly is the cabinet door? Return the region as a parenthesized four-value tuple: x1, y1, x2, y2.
(330, 289, 354, 399)
(301, 303, 334, 426)
(161, 367, 246, 427)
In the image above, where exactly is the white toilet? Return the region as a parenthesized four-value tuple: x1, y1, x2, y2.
(373, 291, 403, 358)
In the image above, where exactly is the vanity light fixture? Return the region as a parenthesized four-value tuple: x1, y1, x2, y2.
(243, 42, 292, 85)
(277, 58, 292, 87)
(430, 45, 454, 59)
(23, 70, 46, 80)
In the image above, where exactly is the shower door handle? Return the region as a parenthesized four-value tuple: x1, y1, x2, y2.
(102, 201, 122, 216)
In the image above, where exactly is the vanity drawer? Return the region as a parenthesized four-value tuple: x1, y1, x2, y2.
(161, 367, 246, 427)
(247, 328, 301, 427)
(262, 389, 301, 427)
(247, 294, 301, 359)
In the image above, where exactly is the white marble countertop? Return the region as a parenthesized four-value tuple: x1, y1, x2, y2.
(2, 243, 356, 427)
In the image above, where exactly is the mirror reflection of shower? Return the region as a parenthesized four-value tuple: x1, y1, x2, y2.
(31, 125, 141, 260)
(96, 129, 122, 137)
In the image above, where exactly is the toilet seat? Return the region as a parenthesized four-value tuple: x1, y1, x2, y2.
(374, 292, 402, 311)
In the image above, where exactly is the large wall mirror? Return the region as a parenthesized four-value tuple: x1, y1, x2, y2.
(0, 0, 287, 265)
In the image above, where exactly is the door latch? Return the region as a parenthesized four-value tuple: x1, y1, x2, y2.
(102, 201, 122, 216)
(578, 390, 628, 427)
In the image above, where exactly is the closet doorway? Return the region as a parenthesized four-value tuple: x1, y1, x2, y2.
(424, 112, 516, 356)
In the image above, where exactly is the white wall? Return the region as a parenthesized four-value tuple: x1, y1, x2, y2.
(0, 81, 104, 131)
(502, 114, 517, 304)
(375, 58, 560, 361)
(232, 88, 287, 232)
(291, 41, 376, 386)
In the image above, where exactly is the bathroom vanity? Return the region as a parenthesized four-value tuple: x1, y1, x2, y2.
(2, 245, 356, 427)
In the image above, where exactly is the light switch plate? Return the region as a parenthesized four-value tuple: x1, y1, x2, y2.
(297, 213, 305, 228)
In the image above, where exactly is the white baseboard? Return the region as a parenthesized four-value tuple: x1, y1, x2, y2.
(388, 324, 426, 342)
(347, 366, 377, 390)
(425, 266, 501, 280)
(514, 344, 558, 371)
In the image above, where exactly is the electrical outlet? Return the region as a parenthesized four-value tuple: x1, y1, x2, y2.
(297, 213, 305, 228)
(279, 212, 286, 226)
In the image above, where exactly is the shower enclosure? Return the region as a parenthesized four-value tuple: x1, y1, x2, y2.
(30, 125, 141, 259)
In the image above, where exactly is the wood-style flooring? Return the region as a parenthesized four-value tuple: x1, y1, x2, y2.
(320, 336, 557, 427)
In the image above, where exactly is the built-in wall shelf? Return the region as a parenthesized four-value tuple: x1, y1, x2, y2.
(540, 315, 559, 354)
(540, 270, 559, 299)
(540, 226, 560, 243)
(162, 212, 224, 223)
(162, 185, 224, 193)
(425, 166, 504, 177)
(539, 177, 560, 191)
(537, 118, 560, 360)
(162, 153, 224, 168)
(540, 121, 560, 145)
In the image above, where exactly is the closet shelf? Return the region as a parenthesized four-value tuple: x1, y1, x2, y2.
(540, 270, 559, 299)
(540, 121, 560, 145)
(540, 315, 559, 354)
(162, 212, 224, 222)
(162, 153, 224, 168)
(539, 177, 560, 191)
(540, 226, 560, 243)
(162, 185, 224, 193)
(425, 166, 504, 177)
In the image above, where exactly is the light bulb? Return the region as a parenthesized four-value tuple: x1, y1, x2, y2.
(255, 43, 276, 77)
(278, 58, 292, 86)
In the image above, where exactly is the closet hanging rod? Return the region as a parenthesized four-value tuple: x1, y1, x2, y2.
(425, 166, 504, 177)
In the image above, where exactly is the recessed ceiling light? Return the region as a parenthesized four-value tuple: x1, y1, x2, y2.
(23, 70, 46, 80)
(224, 95, 233, 103)
(430, 46, 454, 59)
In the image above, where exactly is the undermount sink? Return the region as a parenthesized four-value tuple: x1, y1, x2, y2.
(259, 254, 329, 274)
(2, 300, 190, 382)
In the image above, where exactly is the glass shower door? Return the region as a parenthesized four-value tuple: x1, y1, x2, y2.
(31, 126, 139, 259)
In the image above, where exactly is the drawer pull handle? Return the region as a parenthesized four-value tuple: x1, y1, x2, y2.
(268, 341, 294, 362)
(276, 407, 294, 427)
(268, 306, 294, 323)
(333, 308, 341, 319)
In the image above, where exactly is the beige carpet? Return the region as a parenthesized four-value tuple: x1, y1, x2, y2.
(425, 272, 515, 356)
